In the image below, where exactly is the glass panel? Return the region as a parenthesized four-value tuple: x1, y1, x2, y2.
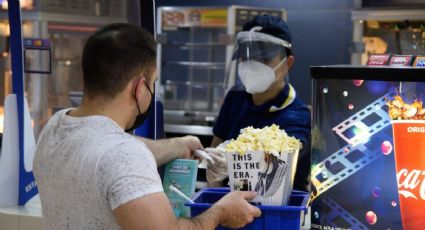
(362, 20, 425, 64)
(1, 0, 133, 137)
(312, 74, 425, 230)
(24, 49, 51, 74)
(160, 26, 227, 120)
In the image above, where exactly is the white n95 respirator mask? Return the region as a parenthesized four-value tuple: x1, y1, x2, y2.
(223, 29, 292, 93)
(238, 58, 286, 94)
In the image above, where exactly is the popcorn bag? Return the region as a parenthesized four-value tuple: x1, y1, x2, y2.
(223, 125, 302, 206)
(387, 95, 425, 229)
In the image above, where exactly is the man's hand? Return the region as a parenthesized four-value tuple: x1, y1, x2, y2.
(138, 135, 203, 166)
(113, 191, 261, 230)
(214, 191, 262, 229)
(175, 135, 203, 159)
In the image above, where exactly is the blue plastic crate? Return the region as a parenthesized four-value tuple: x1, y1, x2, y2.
(185, 188, 309, 230)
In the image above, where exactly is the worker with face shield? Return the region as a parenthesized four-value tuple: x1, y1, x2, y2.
(206, 15, 311, 192)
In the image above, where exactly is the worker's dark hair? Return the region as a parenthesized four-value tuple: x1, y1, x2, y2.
(82, 23, 156, 99)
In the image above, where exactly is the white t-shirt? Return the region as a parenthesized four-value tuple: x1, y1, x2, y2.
(33, 109, 163, 230)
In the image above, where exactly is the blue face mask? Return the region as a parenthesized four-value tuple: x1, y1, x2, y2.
(125, 81, 154, 133)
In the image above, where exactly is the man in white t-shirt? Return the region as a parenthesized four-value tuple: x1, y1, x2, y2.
(33, 23, 261, 230)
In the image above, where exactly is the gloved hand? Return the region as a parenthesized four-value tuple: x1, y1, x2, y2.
(205, 147, 228, 183)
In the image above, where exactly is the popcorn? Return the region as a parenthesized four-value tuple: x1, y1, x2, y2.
(224, 124, 302, 157)
(386, 95, 425, 120)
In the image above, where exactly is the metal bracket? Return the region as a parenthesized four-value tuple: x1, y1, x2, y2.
(156, 33, 167, 45)
(349, 41, 366, 54)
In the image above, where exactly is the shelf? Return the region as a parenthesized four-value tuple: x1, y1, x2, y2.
(164, 124, 213, 136)
(165, 80, 223, 87)
(165, 61, 226, 69)
(164, 109, 218, 118)
(163, 25, 227, 30)
(168, 42, 228, 47)
(310, 65, 425, 82)
(352, 9, 425, 21)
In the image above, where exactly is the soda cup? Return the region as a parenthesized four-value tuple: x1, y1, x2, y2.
(391, 120, 425, 229)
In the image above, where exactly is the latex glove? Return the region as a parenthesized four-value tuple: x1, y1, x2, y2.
(193, 149, 214, 164)
(205, 147, 228, 183)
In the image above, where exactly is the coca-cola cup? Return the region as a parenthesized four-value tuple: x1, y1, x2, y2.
(392, 120, 425, 229)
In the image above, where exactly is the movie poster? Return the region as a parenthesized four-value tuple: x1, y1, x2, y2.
(311, 78, 425, 230)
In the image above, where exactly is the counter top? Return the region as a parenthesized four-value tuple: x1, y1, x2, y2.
(0, 196, 43, 230)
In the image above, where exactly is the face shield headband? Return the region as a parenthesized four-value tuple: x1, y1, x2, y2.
(224, 27, 292, 93)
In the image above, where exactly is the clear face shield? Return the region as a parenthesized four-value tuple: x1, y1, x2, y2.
(224, 27, 292, 94)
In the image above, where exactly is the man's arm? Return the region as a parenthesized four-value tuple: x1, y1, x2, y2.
(113, 191, 261, 230)
(139, 136, 203, 166)
(210, 135, 223, 148)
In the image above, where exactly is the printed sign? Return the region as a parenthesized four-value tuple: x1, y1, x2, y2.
(367, 54, 391, 66)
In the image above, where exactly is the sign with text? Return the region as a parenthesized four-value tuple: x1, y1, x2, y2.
(226, 150, 298, 205)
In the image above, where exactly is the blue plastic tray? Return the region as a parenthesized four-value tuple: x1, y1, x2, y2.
(185, 188, 309, 230)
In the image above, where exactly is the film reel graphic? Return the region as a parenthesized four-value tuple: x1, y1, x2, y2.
(311, 91, 396, 201)
(311, 91, 399, 230)
(315, 197, 370, 230)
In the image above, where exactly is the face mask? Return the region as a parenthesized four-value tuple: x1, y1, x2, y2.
(125, 81, 154, 133)
(238, 58, 286, 94)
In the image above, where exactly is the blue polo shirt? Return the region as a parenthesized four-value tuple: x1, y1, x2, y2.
(213, 84, 311, 191)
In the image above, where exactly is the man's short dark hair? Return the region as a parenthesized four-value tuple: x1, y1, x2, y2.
(82, 23, 156, 99)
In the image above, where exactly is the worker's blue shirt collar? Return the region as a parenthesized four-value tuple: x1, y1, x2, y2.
(244, 83, 296, 112)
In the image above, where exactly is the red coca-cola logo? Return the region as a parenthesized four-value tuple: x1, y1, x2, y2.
(397, 169, 425, 200)
(367, 54, 391, 66)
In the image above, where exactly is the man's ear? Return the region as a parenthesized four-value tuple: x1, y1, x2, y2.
(132, 77, 145, 97)
(287, 55, 295, 70)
